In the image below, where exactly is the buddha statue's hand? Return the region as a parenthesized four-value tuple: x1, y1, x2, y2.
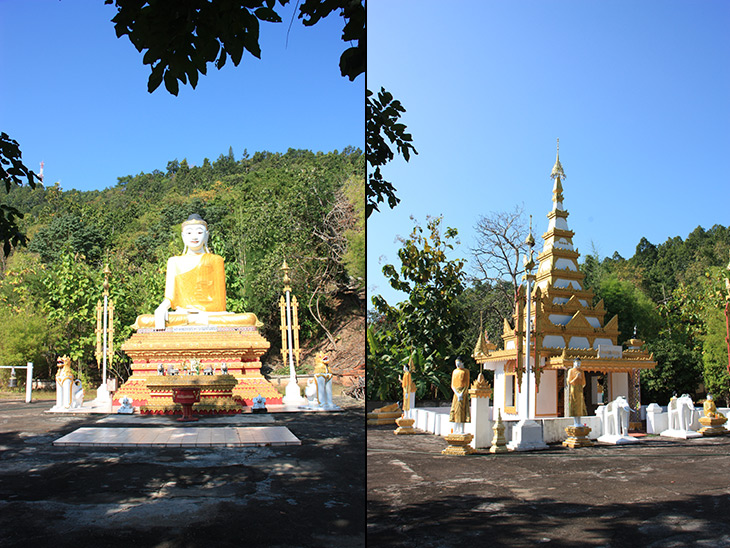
(154, 300, 171, 330)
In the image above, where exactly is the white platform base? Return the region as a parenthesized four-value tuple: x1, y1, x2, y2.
(506, 419, 548, 451)
(660, 428, 702, 439)
(282, 380, 306, 406)
(598, 434, 639, 445)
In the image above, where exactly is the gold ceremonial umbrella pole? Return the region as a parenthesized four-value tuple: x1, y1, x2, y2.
(280, 261, 305, 405)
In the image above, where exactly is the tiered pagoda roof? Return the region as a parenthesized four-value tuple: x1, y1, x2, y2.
(473, 144, 655, 383)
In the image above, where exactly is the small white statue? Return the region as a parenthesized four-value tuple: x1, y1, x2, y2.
(597, 396, 637, 444)
(252, 394, 267, 413)
(313, 352, 338, 410)
(54, 356, 74, 410)
(661, 394, 700, 439)
(304, 378, 318, 407)
(71, 379, 84, 409)
(117, 396, 135, 414)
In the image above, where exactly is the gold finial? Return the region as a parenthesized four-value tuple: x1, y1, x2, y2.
(525, 215, 535, 248)
(102, 263, 110, 295)
(281, 260, 291, 290)
(550, 138, 566, 181)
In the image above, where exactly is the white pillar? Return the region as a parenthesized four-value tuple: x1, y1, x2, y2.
(25, 362, 33, 403)
(469, 392, 492, 448)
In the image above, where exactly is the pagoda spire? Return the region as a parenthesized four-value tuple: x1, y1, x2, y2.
(550, 139, 565, 208)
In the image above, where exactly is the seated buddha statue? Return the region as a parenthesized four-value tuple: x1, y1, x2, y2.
(703, 394, 727, 422)
(132, 214, 260, 330)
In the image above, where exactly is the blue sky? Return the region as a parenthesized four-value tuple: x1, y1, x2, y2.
(0, 1, 363, 192)
(367, 0, 730, 308)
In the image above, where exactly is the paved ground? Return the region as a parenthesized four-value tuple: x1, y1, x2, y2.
(0, 396, 365, 548)
(368, 422, 730, 548)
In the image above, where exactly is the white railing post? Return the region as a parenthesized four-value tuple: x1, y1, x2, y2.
(25, 362, 33, 403)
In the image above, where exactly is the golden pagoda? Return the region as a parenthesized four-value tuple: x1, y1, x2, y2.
(474, 143, 656, 419)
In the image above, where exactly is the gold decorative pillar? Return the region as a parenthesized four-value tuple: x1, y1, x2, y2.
(95, 264, 114, 395)
(280, 261, 305, 405)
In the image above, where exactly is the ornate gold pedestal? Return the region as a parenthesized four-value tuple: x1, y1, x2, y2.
(563, 425, 593, 448)
(442, 433, 475, 456)
(393, 416, 416, 435)
(143, 374, 242, 415)
(698, 416, 728, 437)
(114, 327, 282, 410)
(367, 403, 401, 425)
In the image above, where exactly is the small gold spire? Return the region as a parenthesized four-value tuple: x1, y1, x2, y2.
(525, 215, 535, 248)
(550, 138, 566, 181)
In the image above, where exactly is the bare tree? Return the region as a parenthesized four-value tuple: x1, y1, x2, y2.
(471, 205, 529, 312)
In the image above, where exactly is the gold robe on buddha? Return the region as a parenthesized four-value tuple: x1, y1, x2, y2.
(133, 253, 259, 329)
(449, 367, 470, 423)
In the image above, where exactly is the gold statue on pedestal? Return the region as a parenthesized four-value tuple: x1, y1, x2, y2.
(698, 394, 728, 436)
(115, 215, 280, 410)
(132, 214, 258, 329)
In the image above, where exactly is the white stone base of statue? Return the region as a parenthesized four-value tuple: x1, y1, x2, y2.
(659, 428, 701, 440)
(52, 378, 73, 411)
(597, 433, 639, 444)
(282, 379, 306, 406)
(92, 383, 112, 405)
(506, 419, 548, 451)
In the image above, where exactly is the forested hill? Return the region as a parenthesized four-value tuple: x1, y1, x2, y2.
(0, 147, 364, 383)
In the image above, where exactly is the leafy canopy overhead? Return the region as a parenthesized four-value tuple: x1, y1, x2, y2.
(0, 133, 42, 256)
(105, 0, 365, 95)
(366, 87, 417, 218)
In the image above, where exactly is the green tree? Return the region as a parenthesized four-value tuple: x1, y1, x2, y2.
(593, 275, 660, 345)
(42, 252, 101, 369)
(702, 309, 730, 406)
(370, 216, 467, 399)
(642, 338, 702, 404)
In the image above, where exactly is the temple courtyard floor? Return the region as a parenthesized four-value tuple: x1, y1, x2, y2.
(368, 421, 730, 547)
(0, 396, 364, 548)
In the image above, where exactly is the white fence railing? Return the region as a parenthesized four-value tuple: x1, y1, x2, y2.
(0, 362, 33, 403)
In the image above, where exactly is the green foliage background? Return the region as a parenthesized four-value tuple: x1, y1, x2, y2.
(0, 147, 364, 386)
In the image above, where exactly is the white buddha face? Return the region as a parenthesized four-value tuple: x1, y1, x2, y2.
(182, 224, 208, 252)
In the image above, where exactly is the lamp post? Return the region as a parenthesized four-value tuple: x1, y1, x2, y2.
(523, 217, 536, 419)
(506, 216, 547, 451)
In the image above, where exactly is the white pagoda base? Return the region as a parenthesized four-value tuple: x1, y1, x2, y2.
(659, 428, 701, 440)
(506, 419, 548, 451)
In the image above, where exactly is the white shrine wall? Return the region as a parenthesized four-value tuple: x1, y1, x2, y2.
(535, 369, 558, 417)
(610, 372, 630, 400)
(548, 216, 570, 231)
